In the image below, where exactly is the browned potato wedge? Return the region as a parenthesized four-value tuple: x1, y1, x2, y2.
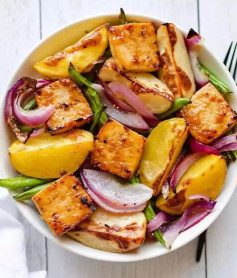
(180, 83, 237, 144)
(157, 23, 195, 99)
(34, 25, 108, 78)
(32, 174, 95, 236)
(68, 208, 146, 253)
(156, 154, 227, 215)
(90, 120, 146, 179)
(139, 118, 189, 196)
(36, 78, 93, 134)
(99, 58, 174, 114)
(108, 23, 159, 72)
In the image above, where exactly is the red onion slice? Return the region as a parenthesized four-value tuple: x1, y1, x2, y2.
(36, 78, 52, 89)
(189, 137, 221, 155)
(147, 212, 175, 233)
(4, 79, 25, 121)
(185, 29, 209, 88)
(81, 169, 153, 208)
(161, 200, 216, 248)
(188, 194, 210, 202)
(170, 153, 203, 192)
(94, 83, 150, 130)
(108, 82, 158, 121)
(80, 172, 147, 213)
(210, 133, 237, 149)
(218, 142, 237, 152)
(93, 82, 135, 112)
(30, 125, 46, 138)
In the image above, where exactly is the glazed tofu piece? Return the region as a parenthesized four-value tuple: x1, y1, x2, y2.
(108, 23, 159, 72)
(32, 174, 95, 236)
(36, 78, 93, 134)
(68, 208, 146, 253)
(90, 120, 146, 179)
(99, 58, 174, 114)
(157, 23, 196, 99)
(180, 83, 237, 144)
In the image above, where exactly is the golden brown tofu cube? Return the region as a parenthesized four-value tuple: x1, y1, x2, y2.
(108, 23, 159, 72)
(90, 120, 146, 179)
(32, 174, 95, 236)
(36, 78, 93, 134)
(180, 83, 237, 144)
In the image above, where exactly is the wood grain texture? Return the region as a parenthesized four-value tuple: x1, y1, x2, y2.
(0, 0, 47, 272)
(200, 1, 237, 277)
(39, 1, 205, 277)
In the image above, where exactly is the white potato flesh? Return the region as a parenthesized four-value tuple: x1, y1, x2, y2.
(157, 24, 195, 99)
(99, 58, 174, 114)
(68, 208, 147, 253)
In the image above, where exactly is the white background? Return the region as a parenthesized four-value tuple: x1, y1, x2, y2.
(0, 0, 237, 277)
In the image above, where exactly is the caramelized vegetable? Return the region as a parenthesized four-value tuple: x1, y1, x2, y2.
(34, 25, 108, 78)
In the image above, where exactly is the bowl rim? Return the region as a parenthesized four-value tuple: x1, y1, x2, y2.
(3, 12, 237, 262)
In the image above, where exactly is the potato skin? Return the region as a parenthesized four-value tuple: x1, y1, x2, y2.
(108, 23, 159, 72)
(139, 118, 189, 196)
(68, 208, 147, 253)
(157, 23, 195, 99)
(180, 83, 237, 144)
(99, 58, 174, 114)
(9, 129, 94, 178)
(32, 174, 95, 236)
(36, 78, 93, 134)
(90, 120, 146, 179)
(34, 25, 108, 78)
(156, 154, 227, 214)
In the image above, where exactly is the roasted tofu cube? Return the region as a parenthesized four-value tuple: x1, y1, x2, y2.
(157, 23, 195, 99)
(36, 78, 93, 134)
(180, 83, 237, 144)
(90, 120, 146, 179)
(99, 58, 174, 114)
(68, 208, 146, 253)
(34, 25, 108, 78)
(32, 174, 95, 236)
(108, 23, 159, 72)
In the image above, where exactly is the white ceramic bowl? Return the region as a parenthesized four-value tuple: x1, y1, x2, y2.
(1, 13, 237, 262)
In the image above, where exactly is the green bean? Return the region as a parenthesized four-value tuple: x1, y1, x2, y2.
(133, 128, 153, 136)
(200, 64, 231, 94)
(68, 63, 108, 130)
(119, 8, 127, 25)
(0, 177, 53, 189)
(144, 203, 165, 245)
(157, 98, 191, 120)
(89, 105, 106, 133)
(23, 98, 37, 111)
(129, 175, 140, 184)
(13, 183, 51, 201)
(20, 124, 43, 133)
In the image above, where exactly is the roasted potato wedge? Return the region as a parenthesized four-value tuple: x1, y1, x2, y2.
(180, 83, 237, 144)
(34, 25, 108, 78)
(139, 118, 189, 196)
(68, 208, 146, 253)
(9, 129, 94, 178)
(90, 120, 146, 179)
(99, 58, 174, 114)
(157, 23, 195, 99)
(108, 23, 159, 72)
(36, 78, 93, 134)
(156, 154, 227, 215)
(32, 174, 95, 236)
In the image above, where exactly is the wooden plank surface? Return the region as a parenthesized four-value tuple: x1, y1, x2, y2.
(40, 1, 205, 277)
(0, 0, 47, 272)
(199, 1, 237, 277)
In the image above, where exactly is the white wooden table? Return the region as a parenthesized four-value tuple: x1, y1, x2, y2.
(1, 1, 237, 277)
